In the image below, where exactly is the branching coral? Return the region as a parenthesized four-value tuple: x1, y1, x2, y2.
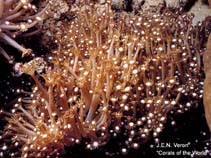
(0, 0, 68, 63)
(0, 1, 207, 158)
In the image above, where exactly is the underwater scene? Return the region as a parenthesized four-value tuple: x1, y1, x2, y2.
(1, 0, 211, 157)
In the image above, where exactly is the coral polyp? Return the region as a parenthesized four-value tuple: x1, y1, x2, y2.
(0, 0, 68, 63)
(0, 2, 207, 158)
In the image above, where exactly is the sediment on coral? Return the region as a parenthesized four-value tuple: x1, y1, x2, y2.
(0, 1, 209, 158)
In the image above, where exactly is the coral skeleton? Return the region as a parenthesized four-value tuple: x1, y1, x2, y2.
(0, 1, 208, 158)
(188, 0, 211, 25)
(132, 0, 189, 12)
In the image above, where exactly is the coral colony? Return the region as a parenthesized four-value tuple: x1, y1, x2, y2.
(0, 0, 209, 158)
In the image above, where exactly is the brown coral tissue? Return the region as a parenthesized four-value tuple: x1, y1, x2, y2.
(0, 1, 210, 158)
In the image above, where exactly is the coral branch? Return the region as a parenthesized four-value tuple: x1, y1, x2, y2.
(203, 34, 211, 132)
